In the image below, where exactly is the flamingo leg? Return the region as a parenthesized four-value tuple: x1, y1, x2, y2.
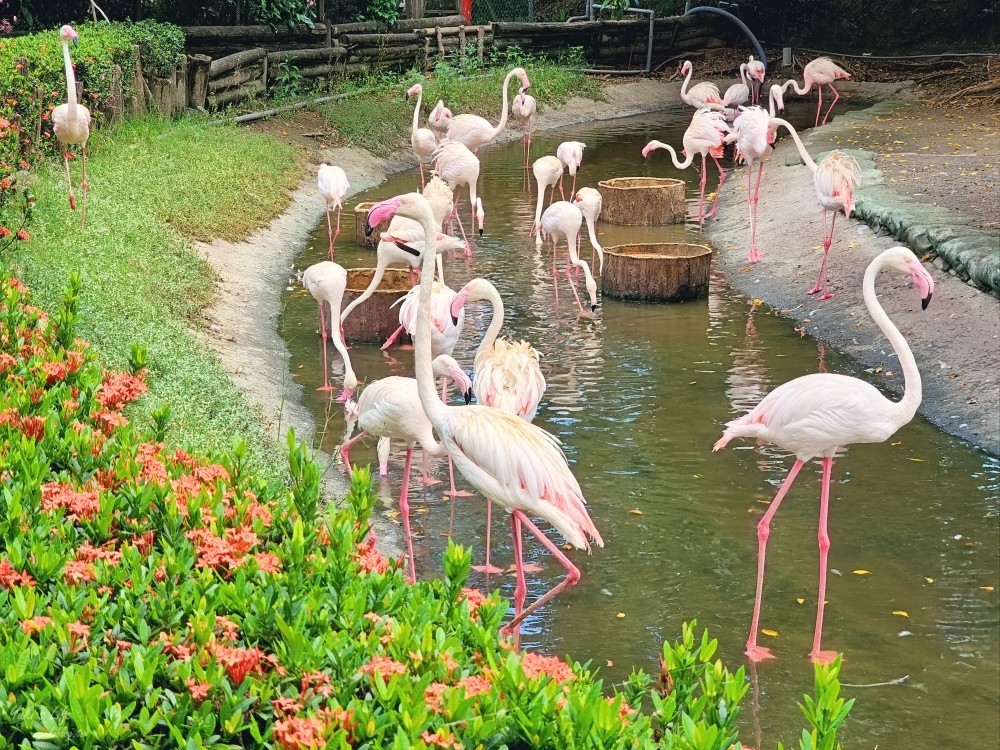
(697, 153, 708, 228)
(399, 447, 417, 583)
(746, 458, 805, 662)
(703, 154, 728, 219)
(419, 162, 426, 189)
(64, 151, 77, 211)
(325, 204, 334, 259)
(810, 457, 839, 665)
(339, 430, 368, 472)
(815, 85, 823, 128)
(500, 510, 581, 636)
(551, 243, 560, 307)
(472, 500, 502, 575)
(80, 146, 88, 227)
(451, 195, 472, 256)
(565, 260, 585, 312)
(746, 162, 764, 263)
(382, 324, 406, 350)
(417, 447, 441, 486)
(445, 454, 472, 498)
(808, 210, 836, 299)
(558, 174, 565, 200)
(571, 173, 577, 197)
(317, 302, 335, 392)
(821, 84, 841, 126)
(333, 205, 342, 253)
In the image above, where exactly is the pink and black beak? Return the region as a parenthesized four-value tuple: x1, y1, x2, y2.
(449, 292, 468, 327)
(365, 196, 402, 237)
(464, 386, 473, 405)
(908, 258, 935, 310)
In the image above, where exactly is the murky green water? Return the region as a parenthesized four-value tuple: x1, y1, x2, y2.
(280, 103, 999, 748)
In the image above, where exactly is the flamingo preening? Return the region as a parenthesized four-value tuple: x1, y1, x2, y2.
(511, 85, 537, 169)
(365, 193, 603, 636)
(746, 55, 766, 105)
(407, 84, 438, 188)
(53, 24, 92, 224)
(428, 99, 453, 137)
(447, 67, 531, 153)
(679, 60, 724, 110)
(714, 246, 934, 664)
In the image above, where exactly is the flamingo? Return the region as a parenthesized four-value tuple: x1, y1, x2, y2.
(540, 201, 598, 314)
(450, 277, 547, 574)
(511, 85, 537, 169)
(341, 355, 473, 582)
(365, 192, 603, 636)
(679, 60, 724, 110)
(302, 261, 357, 401)
(770, 118, 862, 299)
(530, 155, 564, 242)
(724, 105, 778, 263)
(422, 173, 455, 233)
(642, 107, 731, 228)
(407, 84, 438, 188)
(714, 246, 934, 664)
(428, 100, 453, 138)
(317, 164, 349, 259)
(781, 57, 851, 127)
(447, 67, 531, 153)
(556, 141, 586, 199)
(722, 61, 750, 113)
(432, 139, 481, 254)
(572, 187, 604, 272)
(53, 25, 92, 224)
(746, 55, 766, 105)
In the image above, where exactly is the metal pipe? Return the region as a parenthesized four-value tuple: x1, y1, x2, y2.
(683, 5, 767, 72)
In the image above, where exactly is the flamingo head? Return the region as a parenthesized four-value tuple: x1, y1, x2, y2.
(406, 83, 422, 98)
(337, 370, 358, 404)
(883, 247, 934, 309)
(60, 25, 78, 46)
(512, 67, 530, 91)
(475, 197, 484, 235)
(680, 60, 692, 75)
(366, 194, 426, 235)
(449, 289, 469, 326)
(769, 84, 786, 113)
(641, 140, 664, 159)
(433, 355, 473, 404)
(585, 273, 598, 313)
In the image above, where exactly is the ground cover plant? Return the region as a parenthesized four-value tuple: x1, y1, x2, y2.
(0, 271, 854, 748)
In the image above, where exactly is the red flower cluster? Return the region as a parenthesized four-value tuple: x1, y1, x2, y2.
(20, 616, 54, 635)
(186, 525, 263, 574)
(421, 728, 463, 749)
(0, 558, 35, 589)
(214, 644, 266, 685)
(357, 655, 408, 680)
(95, 370, 148, 410)
(353, 533, 389, 575)
(185, 678, 212, 705)
(521, 652, 577, 683)
(40, 481, 101, 521)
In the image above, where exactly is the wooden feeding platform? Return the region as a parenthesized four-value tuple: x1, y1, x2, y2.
(342, 268, 412, 343)
(354, 202, 389, 248)
(602, 243, 712, 303)
(597, 177, 685, 225)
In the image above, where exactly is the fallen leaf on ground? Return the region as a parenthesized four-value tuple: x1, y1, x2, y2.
(761, 629, 779, 638)
(628, 509, 644, 516)
(796, 597, 805, 605)
(925, 577, 934, 584)
(892, 610, 909, 617)
(853, 569, 872, 576)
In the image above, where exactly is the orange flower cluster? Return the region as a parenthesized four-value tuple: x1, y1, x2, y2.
(185, 678, 212, 705)
(273, 704, 355, 750)
(0, 558, 35, 589)
(421, 728, 463, 749)
(20, 616, 53, 635)
(215, 644, 267, 685)
(186, 525, 275, 574)
(95, 370, 149, 410)
(40, 481, 101, 521)
(521, 652, 577, 683)
(424, 674, 493, 714)
(354, 532, 389, 575)
(357, 655, 408, 680)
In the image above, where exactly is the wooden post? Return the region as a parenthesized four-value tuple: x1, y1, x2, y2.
(108, 64, 123, 124)
(187, 54, 211, 110)
(458, 24, 466, 62)
(477, 26, 485, 62)
(174, 54, 188, 112)
(436, 27, 445, 57)
(404, 0, 426, 19)
(422, 36, 431, 70)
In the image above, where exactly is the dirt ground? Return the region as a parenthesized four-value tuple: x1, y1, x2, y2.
(194, 67, 999, 535)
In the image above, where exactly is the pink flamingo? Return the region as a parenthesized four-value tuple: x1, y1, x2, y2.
(724, 105, 777, 263)
(511, 85, 537, 169)
(341, 354, 473, 582)
(422, 174, 455, 233)
(407, 84, 438, 188)
(746, 55, 766, 105)
(573, 187, 604, 272)
(556, 141, 586, 199)
(714, 246, 934, 664)
(679, 60, 724, 110)
(367, 192, 603, 636)
(302, 261, 357, 400)
(722, 60, 750, 112)
(432, 139, 481, 254)
(53, 25, 92, 224)
(317, 164, 349, 259)
(530, 155, 564, 242)
(781, 57, 851, 127)
(428, 100, 453, 138)
(643, 107, 731, 228)
(450, 277, 547, 575)
(447, 67, 531, 153)
(540, 201, 598, 314)
(771, 118, 862, 299)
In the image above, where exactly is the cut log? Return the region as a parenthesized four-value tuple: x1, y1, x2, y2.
(343, 268, 414, 344)
(207, 78, 266, 107)
(340, 32, 418, 46)
(174, 55, 188, 111)
(208, 47, 266, 77)
(187, 53, 211, 109)
(208, 63, 263, 93)
(296, 63, 342, 79)
(598, 177, 686, 225)
(183, 24, 333, 39)
(394, 14, 465, 30)
(268, 46, 345, 64)
(601, 243, 712, 303)
(415, 24, 490, 36)
(355, 202, 391, 248)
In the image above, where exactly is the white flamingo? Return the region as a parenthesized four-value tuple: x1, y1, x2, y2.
(53, 25, 92, 224)
(556, 141, 586, 199)
(407, 84, 438, 188)
(530, 155, 564, 243)
(511, 85, 537, 169)
(679, 60, 724, 110)
(428, 99, 453, 138)
(302, 261, 357, 401)
(541, 201, 598, 314)
(432, 139, 481, 254)
(573, 187, 604, 272)
(317, 164, 349, 259)
(447, 67, 531, 153)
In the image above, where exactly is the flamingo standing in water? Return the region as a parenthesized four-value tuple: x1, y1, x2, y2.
(341, 355, 473, 582)
(302, 261, 357, 401)
(714, 246, 934, 664)
(679, 60, 724, 110)
(428, 100, 453, 138)
(573, 187, 604, 272)
(724, 105, 777, 263)
(746, 55, 766, 105)
(407, 84, 438, 188)
(511, 85, 537, 169)
(365, 192, 603, 636)
(317, 164, 349, 258)
(432, 139, 481, 253)
(781, 57, 851, 127)
(450, 277, 547, 574)
(722, 61, 750, 114)
(530, 155, 564, 242)
(556, 141, 586, 199)
(447, 67, 531, 153)
(53, 25, 92, 223)
(643, 107, 731, 228)
(540, 201, 599, 314)
(770, 118, 862, 299)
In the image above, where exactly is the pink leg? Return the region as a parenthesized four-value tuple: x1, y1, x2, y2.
(551, 244, 560, 307)
(815, 86, 823, 129)
(571, 173, 577, 197)
(417, 448, 441, 486)
(746, 458, 805, 663)
(558, 174, 565, 200)
(500, 510, 581, 636)
(332, 205, 342, 254)
(451, 196, 471, 256)
(564, 258, 585, 312)
(445, 455, 472, 498)
(808, 211, 836, 299)
(419, 162, 426, 189)
(317, 303, 334, 392)
(339, 430, 368, 472)
(325, 205, 334, 259)
(703, 154, 728, 219)
(746, 163, 764, 263)
(64, 152, 76, 211)
(821, 84, 841, 126)
(696, 153, 708, 228)
(382, 324, 406, 350)
(81, 146, 88, 227)
(810, 457, 839, 664)
(472, 499, 502, 575)
(399, 447, 417, 583)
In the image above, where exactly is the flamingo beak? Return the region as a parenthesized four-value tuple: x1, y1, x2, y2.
(365, 196, 402, 236)
(464, 388, 473, 405)
(449, 293, 467, 324)
(591, 304, 597, 312)
(337, 388, 353, 403)
(907, 258, 935, 309)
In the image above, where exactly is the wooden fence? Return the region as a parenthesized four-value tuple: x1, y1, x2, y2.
(137, 14, 739, 114)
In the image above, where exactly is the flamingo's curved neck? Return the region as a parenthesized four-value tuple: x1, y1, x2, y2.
(340, 262, 386, 323)
(680, 65, 693, 101)
(584, 213, 602, 255)
(739, 63, 748, 87)
(490, 69, 517, 139)
(533, 178, 549, 226)
(410, 89, 423, 142)
(327, 299, 356, 387)
(770, 118, 818, 174)
(412, 206, 449, 426)
(658, 143, 695, 170)
(863, 257, 922, 424)
(782, 77, 810, 96)
(62, 40, 78, 118)
(475, 282, 505, 361)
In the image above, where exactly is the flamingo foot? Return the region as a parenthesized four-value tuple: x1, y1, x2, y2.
(817, 291, 834, 301)
(511, 563, 545, 574)
(416, 475, 442, 486)
(471, 563, 505, 575)
(745, 644, 776, 663)
(317, 384, 336, 392)
(807, 283, 823, 295)
(747, 248, 763, 264)
(445, 489, 475, 498)
(809, 649, 840, 666)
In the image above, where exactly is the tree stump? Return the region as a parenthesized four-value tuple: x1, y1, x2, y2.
(343, 268, 413, 343)
(602, 243, 712, 303)
(598, 177, 685, 225)
(355, 202, 390, 248)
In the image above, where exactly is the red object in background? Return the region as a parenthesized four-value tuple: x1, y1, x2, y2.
(461, 0, 472, 23)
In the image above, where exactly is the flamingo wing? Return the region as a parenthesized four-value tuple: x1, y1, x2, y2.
(447, 114, 493, 150)
(474, 338, 546, 421)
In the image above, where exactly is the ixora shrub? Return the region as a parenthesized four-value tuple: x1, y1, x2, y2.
(0, 271, 853, 749)
(0, 20, 185, 171)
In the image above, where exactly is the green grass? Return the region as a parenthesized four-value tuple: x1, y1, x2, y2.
(321, 51, 604, 153)
(8, 115, 304, 475)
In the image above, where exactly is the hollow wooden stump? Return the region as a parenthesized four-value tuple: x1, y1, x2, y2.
(598, 177, 685, 225)
(343, 268, 413, 343)
(355, 202, 389, 248)
(602, 243, 712, 303)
